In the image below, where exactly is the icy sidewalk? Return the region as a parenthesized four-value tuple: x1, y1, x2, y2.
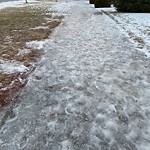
(0, 1, 150, 150)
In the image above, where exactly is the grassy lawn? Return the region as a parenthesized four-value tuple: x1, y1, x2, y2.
(0, 5, 63, 106)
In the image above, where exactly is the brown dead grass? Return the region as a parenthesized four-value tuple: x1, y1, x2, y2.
(0, 6, 64, 107)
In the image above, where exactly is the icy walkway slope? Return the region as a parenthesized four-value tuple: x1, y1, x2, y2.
(1, 1, 150, 150)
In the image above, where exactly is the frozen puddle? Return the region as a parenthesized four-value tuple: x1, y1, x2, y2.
(0, 1, 150, 150)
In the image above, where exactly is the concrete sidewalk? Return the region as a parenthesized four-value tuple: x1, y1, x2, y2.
(0, 1, 150, 150)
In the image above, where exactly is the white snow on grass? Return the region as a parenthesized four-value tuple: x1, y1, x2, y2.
(0, 0, 48, 75)
(0, 0, 38, 10)
(16, 48, 31, 56)
(112, 13, 150, 57)
(96, 6, 117, 12)
(0, 60, 29, 74)
(0, 1, 23, 10)
(26, 40, 49, 50)
(30, 26, 49, 30)
(98, 8, 150, 58)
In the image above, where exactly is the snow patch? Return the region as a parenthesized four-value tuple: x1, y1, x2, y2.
(16, 49, 31, 56)
(30, 26, 49, 30)
(0, 60, 28, 74)
(96, 7, 116, 12)
(0, 0, 38, 10)
(0, 1, 23, 10)
(26, 40, 48, 50)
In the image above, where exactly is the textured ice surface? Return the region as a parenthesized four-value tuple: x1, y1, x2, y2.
(0, 1, 150, 150)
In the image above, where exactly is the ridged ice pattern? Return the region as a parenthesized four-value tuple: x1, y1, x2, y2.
(0, 1, 150, 150)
